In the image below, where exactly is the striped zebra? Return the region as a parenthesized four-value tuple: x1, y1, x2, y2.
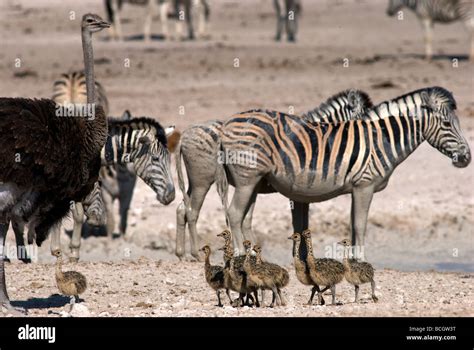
(105, 0, 210, 41)
(49, 116, 179, 261)
(386, 0, 474, 60)
(220, 87, 471, 258)
(274, 0, 302, 42)
(52, 71, 109, 115)
(175, 89, 373, 259)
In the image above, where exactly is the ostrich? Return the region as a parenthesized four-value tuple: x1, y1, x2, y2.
(52, 250, 87, 312)
(0, 13, 109, 313)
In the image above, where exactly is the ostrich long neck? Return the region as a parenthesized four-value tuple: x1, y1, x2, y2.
(81, 25, 108, 160)
(292, 239, 304, 264)
(304, 236, 314, 259)
(55, 255, 64, 280)
(81, 28, 96, 105)
(342, 246, 350, 269)
(204, 251, 211, 269)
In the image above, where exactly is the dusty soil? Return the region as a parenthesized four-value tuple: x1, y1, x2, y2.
(0, 0, 472, 316)
(3, 259, 474, 317)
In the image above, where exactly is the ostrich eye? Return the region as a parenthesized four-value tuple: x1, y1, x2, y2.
(87, 18, 94, 23)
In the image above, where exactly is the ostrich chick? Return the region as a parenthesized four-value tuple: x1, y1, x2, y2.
(52, 250, 87, 311)
(302, 230, 345, 305)
(337, 239, 378, 303)
(199, 245, 226, 307)
(288, 232, 325, 305)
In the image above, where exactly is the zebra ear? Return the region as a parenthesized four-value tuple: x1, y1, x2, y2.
(121, 110, 132, 120)
(167, 129, 181, 153)
(138, 136, 151, 145)
(420, 91, 435, 111)
(347, 90, 360, 110)
(165, 125, 175, 137)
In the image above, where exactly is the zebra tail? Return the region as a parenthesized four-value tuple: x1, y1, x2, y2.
(175, 139, 191, 209)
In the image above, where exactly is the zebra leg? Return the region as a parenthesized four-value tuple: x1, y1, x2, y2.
(159, 1, 170, 38)
(176, 201, 187, 259)
(70, 202, 84, 263)
(350, 186, 374, 260)
(186, 184, 212, 260)
(421, 18, 433, 60)
(228, 184, 259, 255)
(102, 189, 115, 238)
(111, 0, 123, 41)
(185, 0, 195, 40)
(50, 225, 61, 257)
(196, 0, 208, 37)
(118, 180, 135, 237)
(144, 0, 158, 42)
(285, 0, 297, 42)
(291, 201, 309, 233)
(274, 0, 283, 41)
(469, 26, 474, 61)
(242, 191, 257, 244)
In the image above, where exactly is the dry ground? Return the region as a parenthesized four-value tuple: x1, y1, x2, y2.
(0, 0, 473, 316)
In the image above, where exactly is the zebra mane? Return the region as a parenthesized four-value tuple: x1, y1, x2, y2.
(303, 89, 373, 120)
(108, 117, 168, 146)
(368, 86, 457, 120)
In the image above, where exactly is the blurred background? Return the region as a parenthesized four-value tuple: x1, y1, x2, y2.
(0, 0, 472, 272)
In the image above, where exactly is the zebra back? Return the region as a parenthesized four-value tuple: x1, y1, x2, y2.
(52, 71, 109, 115)
(302, 89, 373, 123)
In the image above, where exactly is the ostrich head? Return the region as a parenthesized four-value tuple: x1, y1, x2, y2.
(82, 13, 110, 33)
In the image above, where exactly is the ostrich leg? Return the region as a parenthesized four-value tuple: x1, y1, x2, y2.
(0, 221, 26, 314)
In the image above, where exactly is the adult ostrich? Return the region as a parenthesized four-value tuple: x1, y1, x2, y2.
(0, 14, 109, 313)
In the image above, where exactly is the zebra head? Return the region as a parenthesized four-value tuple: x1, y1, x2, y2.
(420, 87, 471, 168)
(133, 124, 179, 205)
(386, 0, 408, 16)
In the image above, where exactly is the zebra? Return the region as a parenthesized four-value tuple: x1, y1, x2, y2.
(219, 87, 471, 258)
(274, 0, 301, 42)
(52, 70, 110, 115)
(175, 89, 373, 260)
(386, 0, 474, 60)
(49, 117, 179, 261)
(104, 0, 210, 41)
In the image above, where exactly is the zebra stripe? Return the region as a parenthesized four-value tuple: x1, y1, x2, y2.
(222, 87, 469, 189)
(102, 117, 175, 202)
(52, 71, 109, 115)
(82, 181, 106, 226)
